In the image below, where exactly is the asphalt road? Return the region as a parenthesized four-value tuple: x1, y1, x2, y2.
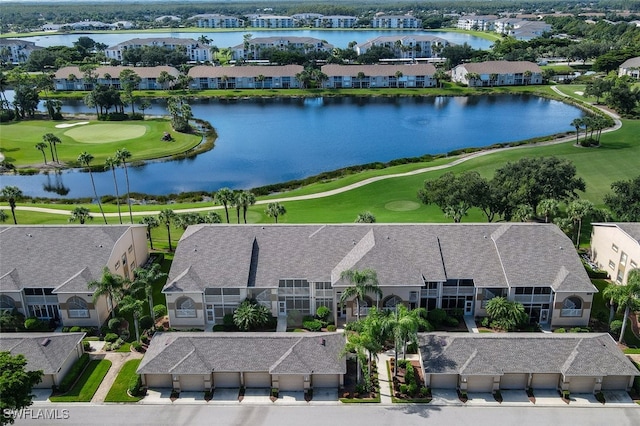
(12, 404, 639, 426)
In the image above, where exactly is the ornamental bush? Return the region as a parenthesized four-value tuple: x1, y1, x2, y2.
(128, 374, 142, 396)
(427, 308, 448, 325)
(69, 326, 82, 333)
(316, 306, 331, 321)
(139, 315, 154, 331)
(303, 319, 323, 332)
(153, 304, 167, 319)
(108, 317, 123, 332)
(104, 333, 119, 343)
(610, 320, 623, 335)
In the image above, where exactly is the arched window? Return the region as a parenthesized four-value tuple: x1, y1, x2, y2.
(0, 295, 16, 312)
(176, 297, 197, 318)
(561, 296, 583, 317)
(383, 295, 403, 310)
(67, 296, 89, 318)
(358, 296, 374, 316)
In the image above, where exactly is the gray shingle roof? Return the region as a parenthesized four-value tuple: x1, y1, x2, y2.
(620, 57, 640, 69)
(0, 225, 142, 291)
(188, 65, 304, 79)
(0, 333, 84, 375)
(54, 66, 179, 79)
(321, 63, 436, 77)
(137, 332, 346, 375)
(163, 224, 593, 294)
(419, 333, 639, 377)
(457, 61, 542, 75)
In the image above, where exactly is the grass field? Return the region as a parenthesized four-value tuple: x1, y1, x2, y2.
(104, 359, 143, 403)
(49, 359, 111, 403)
(0, 119, 202, 167)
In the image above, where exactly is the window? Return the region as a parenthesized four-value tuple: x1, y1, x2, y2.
(612, 244, 618, 252)
(620, 252, 628, 267)
(0, 295, 16, 312)
(561, 297, 583, 317)
(128, 245, 133, 253)
(609, 260, 616, 270)
(175, 297, 197, 318)
(382, 295, 403, 310)
(631, 260, 638, 269)
(481, 288, 507, 308)
(67, 296, 89, 318)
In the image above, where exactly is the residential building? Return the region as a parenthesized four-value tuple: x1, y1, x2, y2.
(312, 15, 357, 28)
(162, 224, 595, 330)
(419, 333, 638, 393)
(231, 36, 333, 61)
(53, 66, 180, 91)
(590, 223, 640, 285)
(105, 38, 212, 63)
(0, 225, 148, 327)
(0, 39, 41, 64)
(189, 14, 244, 28)
(188, 65, 304, 89)
(618, 57, 640, 78)
(356, 35, 450, 59)
(321, 64, 436, 88)
(137, 332, 346, 392)
(247, 15, 295, 28)
(371, 15, 422, 29)
(0, 333, 85, 389)
(494, 18, 551, 40)
(456, 15, 498, 31)
(291, 13, 324, 26)
(452, 61, 543, 86)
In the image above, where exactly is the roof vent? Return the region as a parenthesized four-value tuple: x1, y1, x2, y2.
(41, 338, 50, 346)
(320, 338, 326, 346)
(26, 233, 32, 237)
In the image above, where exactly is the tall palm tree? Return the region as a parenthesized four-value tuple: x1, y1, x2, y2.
(567, 199, 594, 247)
(1, 186, 23, 224)
(104, 156, 123, 224)
(341, 331, 368, 385)
(88, 267, 126, 319)
(139, 216, 159, 250)
(77, 152, 107, 224)
(35, 142, 48, 164)
(118, 295, 145, 342)
(537, 199, 559, 223)
(265, 202, 286, 223)
(115, 148, 133, 223)
(603, 269, 640, 344)
(132, 263, 167, 317)
(388, 305, 429, 376)
(213, 187, 235, 223)
(68, 206, 93, 224)
(158, 209, 177, 251)
(339, 269, 382, 322)
(571, 118, 583, 145)
(42, 133, 61, 164)
(240, 191, 256, 224)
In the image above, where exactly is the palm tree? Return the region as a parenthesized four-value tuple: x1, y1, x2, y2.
(35, 142, 48, 164)
(537, 199, 559, 223)
(42, 133, 61, 164)
(571, 118, 583, 145)
(236, 190, 256, 224)
(603, 269, 640, 344)
(567, 199, 594, 247)
(0, 210, 7, 223)
(68, 206, 93, 224)
(158, 209, 178, 251)
(233, 299, 271, 331)
(88, 267, 126, 319)
(388, 305, 429, 376)
(356, 71, 366, 88)
(256, 74, 265, 89)
(265, 202, 286, 223)
(104, 156, 123, 224)
(341, 331, 368, 385)
(132, 263, 167, 317)
(513, 204, 534, 222)
(118, 295, 145, 342)
(339, 269, 382, 322)
(204, 211, 222, 223)
(77, 152, 107, 224)
(213, 188, 235, 223)
(139, 216, 159, 250)
(524, 70, 533, 85)
(138, 99, 151, 118)
(355, 211, 376, 223)
(1, 186, 23, 224)
(115, 148, 134, 223)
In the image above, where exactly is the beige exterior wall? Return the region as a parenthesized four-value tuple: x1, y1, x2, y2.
(106, 226, 149, 282)
(56, 293, 110, 328)
(591, 225, 640, 285)
(340, 285, 420, 320)
(551, 292, 593, 328)
(165, 292, 206, 328)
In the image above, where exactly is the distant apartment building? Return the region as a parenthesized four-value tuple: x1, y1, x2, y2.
(618, 57, 640, 78)
(494, 18, 552, 40)
(452, 61, 543, 86)
(457, 15, 498, 31)
(321, 64, 436, 88)
(190, 14, 244, 28)
(231, 36, 333, 61)
(105, 37, 212, 63)
(188, 65, 304, 89)
(356, 35, 450, 59)
(54, 66, 180, 91)
(247, 15, 295, 28)
(0, 39, 41, 63)
(371, 15, 422, 29)
(313, 15, 358, 28)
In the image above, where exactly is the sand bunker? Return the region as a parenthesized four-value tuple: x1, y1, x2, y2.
(574, 91, 584, 96)
(55, 121, 89, 129)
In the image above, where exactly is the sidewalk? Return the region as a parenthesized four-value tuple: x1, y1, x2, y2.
(90, 348, 143, 403)
(376, 353, 393, 404)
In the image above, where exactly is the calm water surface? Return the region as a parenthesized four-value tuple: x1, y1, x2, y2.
(0, 95, 583, 198)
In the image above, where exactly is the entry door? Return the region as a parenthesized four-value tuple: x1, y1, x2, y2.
(464, 300, 473, 315)
(278, 301, 286, 316)
(540, 309, 549, 324)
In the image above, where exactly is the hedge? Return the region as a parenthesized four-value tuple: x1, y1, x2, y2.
(128, 373, 142, 397)
(58, 353, 90, 393)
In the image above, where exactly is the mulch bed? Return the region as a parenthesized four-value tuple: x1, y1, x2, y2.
(341, 359, 378, 399)
(389, 358, 431, 400)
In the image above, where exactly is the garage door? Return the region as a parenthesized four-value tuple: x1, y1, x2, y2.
(568, 377, 595, 393)
(430, 374, 458, 389)
(467, 376, 494, 392)
(245, 372, 272, 388)
(312, 374, 339, 388)
(531, 373, 559, 389)
(214, 372, 240, 388)
(145, 374, 172, 388)
(500, 373, 528, 390)
(278, 375, 304, 391)
(38, 376, 54, 389)
(602, 376, 631, 390)
(180, 374, 205, 392)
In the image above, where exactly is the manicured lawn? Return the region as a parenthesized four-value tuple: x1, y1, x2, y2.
(0, 119, 201, 167)
(104, 359, 142, 403)
(49, 359, 111, 402)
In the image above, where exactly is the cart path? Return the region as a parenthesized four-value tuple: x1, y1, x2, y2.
(2, 88, 621, 218)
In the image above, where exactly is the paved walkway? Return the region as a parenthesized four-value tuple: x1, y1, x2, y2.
(90, 347, 143, 403)
(464, 316, 479, 333)
(276, 315, 287, 332)
(376, 353, 393, 404)
(2, 88, 623, 219)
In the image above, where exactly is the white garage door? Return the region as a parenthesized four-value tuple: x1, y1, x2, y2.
(37, 375, 54, 389)
(214, 372, 240, 388)
(278, 375, 304, 391)
(467, 376, 494, 393)
(430, 374, 458, 389)
(531, 374, 559, 389)
(568, 377, 595, 393)
(146, 374, 172, 388)
(245, 372, 272, 388)
(602, 375, 631, 390)
(312, 374, 339, 388)
(500, 373, 528, 390)
(180, 374, 205, 392)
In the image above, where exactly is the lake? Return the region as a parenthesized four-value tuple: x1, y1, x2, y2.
(0, 95, 583, 198)
(17, 29, 495, 51)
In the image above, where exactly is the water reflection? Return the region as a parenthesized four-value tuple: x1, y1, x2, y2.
(42, 171, 70, 196)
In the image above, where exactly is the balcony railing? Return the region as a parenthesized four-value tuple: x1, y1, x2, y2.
(175, 309, 196, 318)
(68, 309, 89, 318)
(513, 295, 553, 304)
(442, 287, 475, 296)
(421, 289, 438, 298)
(561, 308, 583, 317)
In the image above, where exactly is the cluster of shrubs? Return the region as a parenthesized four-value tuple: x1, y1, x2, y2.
(428, 308, 460, 328)
(553, 327, 591, 333)
(61, 325, 98, 335)
(302, 306, 335, 332)
(103, 332, 126, 351)
(396, 360, 428, 398)
(24, 317, 52, 331)
(57, 354, 90, 393)
(0, 310, 26, 332)
(128, 374, 143, 397)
